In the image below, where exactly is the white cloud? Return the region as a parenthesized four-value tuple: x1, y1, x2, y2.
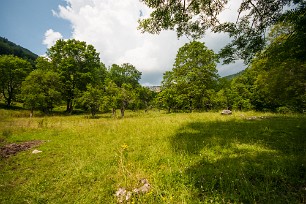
(217, 60, 245, 77)
(218, 0, 242, 23)
(43, 29, 63, 48)
(50, 0, 244, 85)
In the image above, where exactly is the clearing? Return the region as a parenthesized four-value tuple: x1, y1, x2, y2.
(0, 110, 305, 203)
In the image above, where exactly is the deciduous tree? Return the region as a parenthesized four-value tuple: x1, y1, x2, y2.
(109, 63, 142, 88)
(139, 0, 305, 63)
(118, 83, 136, 118)
(78, 84, 104, 117)
(160, 41, 218, 112)
(47, 39, 101, 113)
(0, 55, 31, 107)
(20, 69, 61, 115)
(104, 79, 120, 117)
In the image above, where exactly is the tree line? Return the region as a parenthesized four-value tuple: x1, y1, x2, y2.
(0, 5, 305, 115)
(0, 39, 155, 117)
(139, 0, 306, 113)
(156, 19, 305, 113)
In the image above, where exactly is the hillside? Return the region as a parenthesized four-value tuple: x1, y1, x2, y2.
(0, 37, 38, 63)
(223, 70, 245, 81)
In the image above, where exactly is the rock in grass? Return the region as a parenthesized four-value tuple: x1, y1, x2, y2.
(133, 178, 151, 194)
(115, 179, 151, 203)
(0, 141, 43, 158)
(221, 110, 232, 115)
(115, 187, 127, 203)
(247, 116, 257, 120)
(32, 149, 42, 154)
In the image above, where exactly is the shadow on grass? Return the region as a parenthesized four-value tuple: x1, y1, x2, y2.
(170, 116, 306, 203)
(0, 102, 24, 110)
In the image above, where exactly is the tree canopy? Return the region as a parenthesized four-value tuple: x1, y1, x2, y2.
(160, 41, 218, 112)
(139, 0, 306, 63)
(0, 55, 32, 107)
(78, 84, 104, 117)
(109, 63, 142, 88)
(47, 39, 101, 113)
(21, 69, 61, 115)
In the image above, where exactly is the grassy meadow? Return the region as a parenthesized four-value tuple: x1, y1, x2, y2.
(0, 109, 305, 203)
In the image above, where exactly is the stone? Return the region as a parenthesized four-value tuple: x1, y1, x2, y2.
(115, 179, 151, 203)
(32, 149, 42, 154)
(133, 178, 150, 194)
(221, 110, 232, 115)
(115, 187, 127, 203)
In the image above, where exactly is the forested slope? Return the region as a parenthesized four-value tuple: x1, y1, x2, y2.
(0, 37, 38, 63)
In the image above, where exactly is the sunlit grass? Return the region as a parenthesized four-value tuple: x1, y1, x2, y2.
(0, 110, 305, 203)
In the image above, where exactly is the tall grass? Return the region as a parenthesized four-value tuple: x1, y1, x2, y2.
(0, 110, 305, 203)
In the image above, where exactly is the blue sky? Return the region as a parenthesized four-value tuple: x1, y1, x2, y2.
(0, 0, 245, 85)
(0, 0, 71, 55)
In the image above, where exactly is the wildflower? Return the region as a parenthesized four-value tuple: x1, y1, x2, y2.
(121, 144, 128, 150)
(146, 191, 153, 196)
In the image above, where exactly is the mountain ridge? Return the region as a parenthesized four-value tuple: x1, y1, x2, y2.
(0, 36, 38, 64)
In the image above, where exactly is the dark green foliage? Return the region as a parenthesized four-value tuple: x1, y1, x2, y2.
(35, 56, 54, 71)
(117, 83, 136, 118)
(20, 69, 61, 114)
(229, 72, 254, 111)
(95, 63, 108, 86)
(214, 18, 306, 113)
(78, 84, 104, 117)
(132, 86, 154, 111)
(105, 63, 143, 117)
(109, 63, 142, 88)
(222, 70, 245, 81)
(0, 55, 32, 107)
(219, 0, 306, 63)
(139, 0, 304, 64)
(0, 37, 38, 66)
(104, 79, 120, 116)
(159, 41, 218, 112)
(139, 0, 305, 113)
(139, 0, 226, 38)
(47, 39, 101, 113)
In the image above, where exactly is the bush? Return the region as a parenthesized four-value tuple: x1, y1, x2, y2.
(277, 106, 293, 114)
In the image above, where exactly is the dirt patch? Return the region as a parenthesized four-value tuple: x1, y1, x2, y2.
(0, 140, 43, 158)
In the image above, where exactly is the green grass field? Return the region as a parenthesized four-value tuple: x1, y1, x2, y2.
(0, 109, 305, 203)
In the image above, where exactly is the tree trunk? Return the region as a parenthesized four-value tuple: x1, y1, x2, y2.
(144, 101, 148, 113)
(30, 108, 33, 118)
(66, 100, 70, 112)
(66, 99, 73, 113)
(4, 90, 13, 107)
(7, 86, 14, 107)
(120, 105, 125, 118)
(6, 97, 12, 107)
(2, 85, 13, 107)
(112, 108, 116, 117)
